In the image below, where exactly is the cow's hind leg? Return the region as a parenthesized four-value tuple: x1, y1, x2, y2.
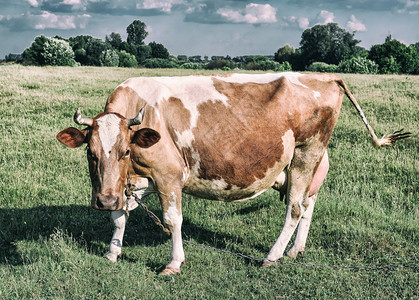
(105, 210, 128, 262)
(287, 150, 328, 258)
(263, 146, 325, 267)
(286, 194, 316, 259)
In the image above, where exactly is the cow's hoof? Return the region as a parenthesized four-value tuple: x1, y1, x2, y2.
(261, 260, 277, 268)
(104, 252, 120, 263)
(159, 267, 180, 276)
(286, 250, 298, 260)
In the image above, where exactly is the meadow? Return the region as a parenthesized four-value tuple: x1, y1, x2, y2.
(0, 64, 417, 299)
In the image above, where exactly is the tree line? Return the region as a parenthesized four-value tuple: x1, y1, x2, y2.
(3, 20, 419, 74)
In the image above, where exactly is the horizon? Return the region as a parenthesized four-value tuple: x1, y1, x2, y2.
(1, 1, 418, 59)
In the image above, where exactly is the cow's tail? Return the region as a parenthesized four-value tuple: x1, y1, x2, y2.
(336, 79, 411, 148)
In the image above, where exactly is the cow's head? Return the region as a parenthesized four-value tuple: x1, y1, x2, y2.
(56, 108, 160, 210)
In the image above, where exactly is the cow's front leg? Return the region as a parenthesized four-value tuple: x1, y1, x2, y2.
(105, 210, 128, 262)
(159, 190, 184, 275)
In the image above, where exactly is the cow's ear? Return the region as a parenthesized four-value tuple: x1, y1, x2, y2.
(56, 127, 87, 148)
(132, 128, 161, 148)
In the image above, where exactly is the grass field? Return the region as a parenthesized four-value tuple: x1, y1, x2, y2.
(0, 65, 417, 299)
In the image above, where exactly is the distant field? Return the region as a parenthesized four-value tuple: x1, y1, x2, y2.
(0, 65, 417, 299)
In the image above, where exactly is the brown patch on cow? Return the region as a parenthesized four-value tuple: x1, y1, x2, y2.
(162, 97, 192, 143)
(294, 107, 337, 146)
(191, 77, 291, 188)
(292, 75, 343, 147)
(188, 75, 343, 190)
(181, 147, 196, 169)
(291, 203, 301, 220)
(105, 86, 147, 119)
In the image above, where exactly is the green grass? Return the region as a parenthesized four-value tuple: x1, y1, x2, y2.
(0, 65, 417, 299)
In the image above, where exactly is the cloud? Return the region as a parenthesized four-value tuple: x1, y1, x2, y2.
(0, 11, 91, 31)
(283, 16, 309, 29)
(217, 3, 277, 24)
(27, 0, 39, 7)
(317, 10, 335, 24)
(137, 0, 185, 13)
(289, 0, 402, 12)
(396, 0, 419, 14)
(346, 15, 366, 32)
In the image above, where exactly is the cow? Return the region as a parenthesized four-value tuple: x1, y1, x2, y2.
(56, 72, 409, 275)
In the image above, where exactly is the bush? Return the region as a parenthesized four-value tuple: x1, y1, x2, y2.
(205, 59, 237, 70)
(180, 62, 204, 70)
(379, 56, 402, 74)
(118, 50, 138, 68)
(22, 35, 76, 66)
(307, 62, 338, 73)
(143, 58, 180, 68)
(338, 56, 378, 74)
(100, 49, 119, 67)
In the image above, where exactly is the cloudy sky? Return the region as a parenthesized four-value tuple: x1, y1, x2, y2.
(0, 0, 418, 59)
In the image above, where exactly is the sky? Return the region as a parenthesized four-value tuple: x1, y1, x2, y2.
(0, 0, 418, 59)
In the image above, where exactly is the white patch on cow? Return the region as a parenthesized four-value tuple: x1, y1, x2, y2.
(97, 114, 121, 159)
(174, 129, 195, 148)
(283, 73, 308, 88)
(274, 171, 287, 188)
(164, 193, 180, 224)
(120, 76, 229, 128)
(119, 73, 308, 128)
(210, 179, 229, 190)
(313, 90, 321, 99)
(282, 129, 295, 155)
(182, 166, 190, 184)
(220, 72, 307, 89)
(122, 177, 155, 211)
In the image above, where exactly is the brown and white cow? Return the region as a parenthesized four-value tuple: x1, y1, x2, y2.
(57, 72, 409, 275)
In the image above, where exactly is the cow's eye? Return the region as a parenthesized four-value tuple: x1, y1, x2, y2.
(124, 149, 130, 158)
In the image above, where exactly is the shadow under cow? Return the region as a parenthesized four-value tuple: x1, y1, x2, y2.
(0, 201, 271, 268)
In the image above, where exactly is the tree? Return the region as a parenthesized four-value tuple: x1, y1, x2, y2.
(149, 41, 170, 59)
(69, 35, 94, 65)
(100, 49, 119, 67)
(136, 44, 152, 65)
(299, 23, 360, 68)
(85, 38, 110, 66)
(106, 32, 123, 50)
(368, 36, 419, 74)
(126, 20, 148, 46)
(274, 44, 295, 63)
(22, 35, 49, 65)
(413, 42, 419, 55)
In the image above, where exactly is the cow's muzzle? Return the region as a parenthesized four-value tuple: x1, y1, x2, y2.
(93, 194, 121, 210)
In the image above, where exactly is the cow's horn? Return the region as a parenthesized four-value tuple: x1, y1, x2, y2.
(127, 107, 145, 127)
(73, 108, 94, 127)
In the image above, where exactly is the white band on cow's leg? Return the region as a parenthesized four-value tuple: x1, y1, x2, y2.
(160, 191, 185, 275)
(105, 210, 128, 262)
